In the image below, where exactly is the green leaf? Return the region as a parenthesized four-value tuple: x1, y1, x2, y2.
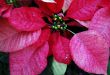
(52, 58, 67, 75)
(107, 60, 110, 75)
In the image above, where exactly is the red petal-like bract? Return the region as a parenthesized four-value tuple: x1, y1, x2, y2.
(8, 7, 46, 31)
(29, 42, 49, 74)
(0, 30, 41, 52)
(89, 7, 110, 46)
(0, 18, 41, 52)
(70, 30, 109, 75)
(50, 32, 71, 64)
(0, 18, 17, 41)
(67, 19, 82, 27)
(0, 0, 11, 16)
(66, 0, 102, 20)
(62, 0, 72, 12)
(35, 28, 50, 48)
(34, 0, 64, 15)
(100, 0, 110, 7)
(10, 42, 49, 75)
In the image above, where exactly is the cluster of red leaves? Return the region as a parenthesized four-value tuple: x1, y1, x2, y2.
(0, 0, 110, 75)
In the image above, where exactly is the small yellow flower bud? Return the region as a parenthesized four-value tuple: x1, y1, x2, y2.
(60, 27, 63, 30)
(54, 26, 58, 30)
(59, 17, 62, 20)
(54, 18, 57, 21)
(57, 25, 61, 28)
(52, 26, 55, 28)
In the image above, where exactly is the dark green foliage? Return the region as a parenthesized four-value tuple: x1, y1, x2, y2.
(107, 60, 110, 75)
(40, 56, 54, 75)
(0, 52, 10, 75)
(41, 58, 104, 75)
(0, 54, 109, 75)
(65, 61, 104, 75)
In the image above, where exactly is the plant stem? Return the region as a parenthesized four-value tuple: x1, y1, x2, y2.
(66, 29, 76, 35)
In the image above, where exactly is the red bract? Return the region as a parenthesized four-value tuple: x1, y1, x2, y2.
(89, 7, 110, 47)
(49, 32, 71, 64)
(66, 0, 101, 20)
(88, 7, 110, 61)
(9, 7, 46, 31)
(0, 0, 12, 16)
(0, 0, 109, 75)
(35, 0, 64, 15)
(70, 30, 109, 75)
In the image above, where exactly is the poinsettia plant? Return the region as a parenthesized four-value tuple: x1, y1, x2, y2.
(0, 0, 110, 75)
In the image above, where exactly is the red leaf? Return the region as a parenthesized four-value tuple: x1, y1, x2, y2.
(89, 7, 110, 46)
(0, 18, 17, 41)
(66, 0, 101, 20)
(99, 0, 110, 7)
(50, 32, 71, 64)
(70, 30, 109, 74)
(67, 20, 82, 27)
(8, 7, 46, 31)
(0, 19, 41, 52)
(46, 0, 64, 13)
(0, 0, 12, 16)
(35, 28, 50, 48)
(35, 0, 64, 15)
(62, 0, 72, 12)
(10, 42, 49, 75)
(29, 42, 49, 74)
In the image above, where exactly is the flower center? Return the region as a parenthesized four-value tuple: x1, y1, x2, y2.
(6, 0, 17, 5)
(51, 14, 67, 30)
(6, 0, 31, 7)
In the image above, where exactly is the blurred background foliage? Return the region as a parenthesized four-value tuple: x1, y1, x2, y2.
(0, 53, 109, 75)
(0, 52, 10, 75)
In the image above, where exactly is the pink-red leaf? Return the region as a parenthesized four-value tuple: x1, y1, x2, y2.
(89, 7, 110, 46)
(29, 42, 49, 74)
(62, 0, 72, 12)
(0, 0, 12, 16)
(0, 18, 17, 41)
(70, 30, 109, 74)
(35, 0, 64, 15)
(8, 7, 46, 31)
(0, 27, 41, 52)
(50, 32, 71, 64)
(35, 28, 50, 48)
(66, 0, 101, 20)
(99, 0, 110, 7)
(10, 42, 49, 75)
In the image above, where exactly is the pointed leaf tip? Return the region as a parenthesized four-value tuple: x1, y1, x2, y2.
(52, 59, 67, 75)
